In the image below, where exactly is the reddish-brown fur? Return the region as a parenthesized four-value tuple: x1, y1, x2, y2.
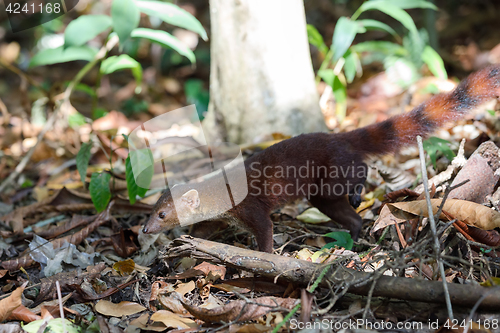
(144, 66, 500, 252)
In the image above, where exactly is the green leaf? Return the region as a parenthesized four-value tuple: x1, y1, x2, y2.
(184, 79, 209, 119)
(23, 318, 81, 333)
(93, 107, 108, 119)
(332, 75, 347, 121)
(421, 45, 447, 80)
(68, 113, 87, 128)
(331, 17, 359, 62)
(318, 69, 347, 121)
(76, 142, 92, 186)
(136, 0, 207, 41)
(29, 46, 98, 67)
(74, 83, 97, 98)
(322, 231, 353, 250)
(112, 0, 140, 43)
(64, 15, 112, 47)
(371, 0, 438, 10)
(353, 0, 436, 21)
(31, 97, 47, 126)
(89, 172, 112, 212)
(421, 83, 440, 94)
(343, 50, 359, 83)
(384, 56, 420, 88)
(306, 24, 328, 55)
(101, 55, 143, 87)
(131, 28, 195, 64)
(357, 19, 399, 38)
(318, 69, 335, 87)
(296, 208, 331, 224)
(357, 2, 419, 35)
(423, 137, 456, 168)
(403, 30, 425, 68)
(351, 41, 407, 56)
(128, 148, 154, 189)
(125, 154, 148, 205)
(21, 179, 34, 188)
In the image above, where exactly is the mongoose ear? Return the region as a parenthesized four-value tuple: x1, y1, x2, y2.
(181, 189, 200, 210)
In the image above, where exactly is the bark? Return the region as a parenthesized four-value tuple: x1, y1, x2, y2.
(203, 0, 326, 144)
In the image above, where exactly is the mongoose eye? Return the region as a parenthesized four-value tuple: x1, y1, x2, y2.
(159, 212, 166, 219)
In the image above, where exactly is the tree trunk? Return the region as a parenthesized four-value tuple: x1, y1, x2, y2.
(203, 0, 326, 144)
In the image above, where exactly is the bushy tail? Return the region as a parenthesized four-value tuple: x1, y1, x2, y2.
(343, 65, 500, 157)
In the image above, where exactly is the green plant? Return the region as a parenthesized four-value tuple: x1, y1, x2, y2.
(322, 231, 354, 250)
(422, 136, 456, 169)
(30, 0, 207, 118)
(76, 137, 151, 212)
(30, 0, 205, 210)
(307, 0, 446, 121)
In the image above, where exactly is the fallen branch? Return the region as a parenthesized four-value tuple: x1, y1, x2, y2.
(166, 236, 500, 309)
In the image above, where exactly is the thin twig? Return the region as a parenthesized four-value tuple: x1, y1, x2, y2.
(0, 96, 9, 118)
(56, 280, 67, 333)
(417, 135, 454, 320)
(0, 36, 119, 193)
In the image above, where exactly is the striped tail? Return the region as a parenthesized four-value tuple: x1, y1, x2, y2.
(342, 65, 500, 157)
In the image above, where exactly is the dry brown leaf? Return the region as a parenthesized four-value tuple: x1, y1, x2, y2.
(175, 281, 195, 296)
(7, 305, 41, 322)
(166, 268, 205, 280)
(30, 293, 72, 314)
(40, 306, 55, 320)
(372, 205, 408, 234)
(113, 258, 135, 276)
(192, 262, 226, 281)
(0, 282, 27, 321)
(389, 199, 500, 230)
(150, 281, 175, 302)
(0, 323, 24, 333)
(229, 323, 272, 333)
(158, 293, 187, 315)
(217, 278, 287, 295)
(211, 284, 251, 294)
(130, 313, 167, 332)
(451, 218, 500, 246)
(304, 236, 327, 249)
(33, 263, 105, 304)
(34, 214, 96, 239)
(199, 295, 224, 310)
(150, 310, 198, 329)
(2, 208, 111, 272)
(0, 42, 20, 64)
(95, 300, 146, 317)
(0, 209, 23, 234)
(449, 154, 498, 204)
(40, 305, 78, 319)
(111, 229, 139, 258)
(0, 256, 35, 272)
(182, 297, 298, 323)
